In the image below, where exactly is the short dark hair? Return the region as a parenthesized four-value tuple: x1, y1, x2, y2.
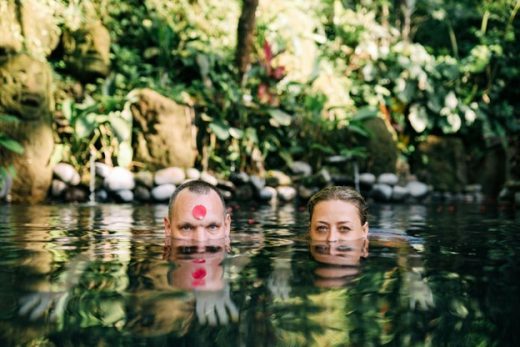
(307, 186, 368, 225)
(168, 180, 226, 218)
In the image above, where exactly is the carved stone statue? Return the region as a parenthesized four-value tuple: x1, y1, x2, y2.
(0, 0, 61, 59)
(61, 20, 111, 82)
(128, 89, 198, 170)
(0, 54, 54, 203)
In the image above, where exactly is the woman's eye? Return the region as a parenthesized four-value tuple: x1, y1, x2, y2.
(339, 226, 350, 233)
(316, 226, 328, 233)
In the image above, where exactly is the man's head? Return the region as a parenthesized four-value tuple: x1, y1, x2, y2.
(164, 180, 230, 242)
(307, 185, 368, 242)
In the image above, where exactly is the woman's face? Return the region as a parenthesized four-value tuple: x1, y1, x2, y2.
(310, 199, 368, 242)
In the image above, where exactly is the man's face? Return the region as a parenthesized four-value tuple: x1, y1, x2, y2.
(165, 238, 228, 291)
(164, 189, 230, 242)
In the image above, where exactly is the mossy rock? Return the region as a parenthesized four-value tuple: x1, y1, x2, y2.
(413, 135, 467, 193)
(361, 117, 398, 175)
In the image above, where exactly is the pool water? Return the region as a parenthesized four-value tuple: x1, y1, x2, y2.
(0, 202, 519, 346)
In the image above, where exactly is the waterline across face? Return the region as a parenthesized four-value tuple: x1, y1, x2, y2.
(164, 189, 230, 242)
(309, 199, 368, 242)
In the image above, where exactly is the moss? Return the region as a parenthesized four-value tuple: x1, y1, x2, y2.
(361, 117, 398, 175)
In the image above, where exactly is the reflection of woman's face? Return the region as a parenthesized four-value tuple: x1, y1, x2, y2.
(310, 238, 368, 288)
(166, 240, 227, 291)
(310, 199, 368, 242)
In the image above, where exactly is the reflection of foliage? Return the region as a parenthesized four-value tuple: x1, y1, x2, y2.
(0, 114, 24, 187)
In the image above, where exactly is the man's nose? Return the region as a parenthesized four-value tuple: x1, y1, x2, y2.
(193, 227, 207, 242)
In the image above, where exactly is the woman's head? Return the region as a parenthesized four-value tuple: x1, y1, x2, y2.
(307, 186, 368, 242)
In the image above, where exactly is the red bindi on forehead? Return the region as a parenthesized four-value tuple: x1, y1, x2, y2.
(192, 205, 207, 220)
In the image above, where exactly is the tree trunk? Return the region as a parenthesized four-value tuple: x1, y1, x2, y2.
(235, 0, 259, 83)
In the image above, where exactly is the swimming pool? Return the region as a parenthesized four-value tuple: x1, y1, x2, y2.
(0, 202, 518, 346)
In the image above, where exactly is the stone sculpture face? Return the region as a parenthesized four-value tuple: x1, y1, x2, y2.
(0, 54, 52, 120)
(62, 21, 111, 81)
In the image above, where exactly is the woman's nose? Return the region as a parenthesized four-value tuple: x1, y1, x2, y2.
(327, 229, 338, 242)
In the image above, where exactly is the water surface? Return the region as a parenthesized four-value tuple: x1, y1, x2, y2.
(0, 202, 519, 346)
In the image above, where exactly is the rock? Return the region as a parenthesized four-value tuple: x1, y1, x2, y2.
(266, 170, 292, 187)
(129, 88, 198, 169)
(95, 189, 108, 202)
(377, 173, 398, 186)
(217, 180, 236, 192)
(95, 162, 112, 178)
(151, 184, 176, 201)
(250, 175, 266, 193)
(0, 174, 12, 199)
(53, 163, 80, 186)
(361, 117, 398, 175)
(326, 155, 349, 164)
(134, 171, 154, 188)
(200, 172, 218, 186)
(64, 186, 88, 202)
(229, 172, 250, 185)
(391, 185, 409, 202)
(235, 185, 254, 201)
(0, 54, 54, 203)
(186, 168, 201, 180)
(464, 184, 482, 193)
(331, 174, 354, 186)
(406, 181, 429, 199)
(371, 183, 393, 202)
(104, 167, 135, 191)
(51, 179, 68, 197)
(219, 189, 233, 200)
(258, 186, 277, 202)
(298, 185, 318, 200)
(359, 173, 376, 188)
(515, 192, 520, 206)
(316, 168, 332, 186)
(155, 167, 185, 186)
(134, 186, 151, 201)
(115, 189, 134, 203)
(277, 186, 297, 202)
(290, 161, 312, 176)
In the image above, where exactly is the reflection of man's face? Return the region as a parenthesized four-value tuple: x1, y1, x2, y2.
(310, 200, 368, 242)
(164, 189, 231, 242)
(310, 238, 368, 288)
(165, 239, 228, 291)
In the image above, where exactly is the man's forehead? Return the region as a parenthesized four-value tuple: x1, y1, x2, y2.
(172, 189, 225, 214)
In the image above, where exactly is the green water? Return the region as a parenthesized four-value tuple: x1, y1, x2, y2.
(0, 202, 519, 346)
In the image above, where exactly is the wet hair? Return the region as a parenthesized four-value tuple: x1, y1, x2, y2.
(168, 179, 226, 218)
(307, 186, 368, 225)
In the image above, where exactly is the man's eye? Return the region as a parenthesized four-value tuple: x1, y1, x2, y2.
(339, 226, 351, 233)
(180, 225, 193, 232)
(207, 224, 220, 233)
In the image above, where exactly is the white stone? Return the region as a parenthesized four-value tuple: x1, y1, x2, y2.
(259, 186, 277, 201)
(377, 173, 399, 186)
(95, 162, 112, 178)
(116, 189, 134, 202)
(391, 185, 409, 202)
(359, 173, 376, 186)
(155, 167, 186, 185)
(200, 172, 218, 186)
(51, 179, 68, 197)
(277, 186, 297, 202)
(371, 183, 393, 201)
(290, 161, 312, 176)
(152, 184, 176, 201)
(406, 181, 429, 199)
(104, 166, 135, 191)
(53, 163, 80, 185)
(186, 168, 201, 180)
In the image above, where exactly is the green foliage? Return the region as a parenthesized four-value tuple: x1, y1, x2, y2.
(0, 114, 24, 188)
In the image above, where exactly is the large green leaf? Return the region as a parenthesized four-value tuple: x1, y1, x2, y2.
(109, 114, 132, 142)
(0, 136, 24, 154)
(268, 109, 292, 127)
(351, 107, 378, 121)
(0, 114, 20, 124)
(117, 141, 133, 168)
(76, 113, 107, 139)
(209, 121, 230, 140)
